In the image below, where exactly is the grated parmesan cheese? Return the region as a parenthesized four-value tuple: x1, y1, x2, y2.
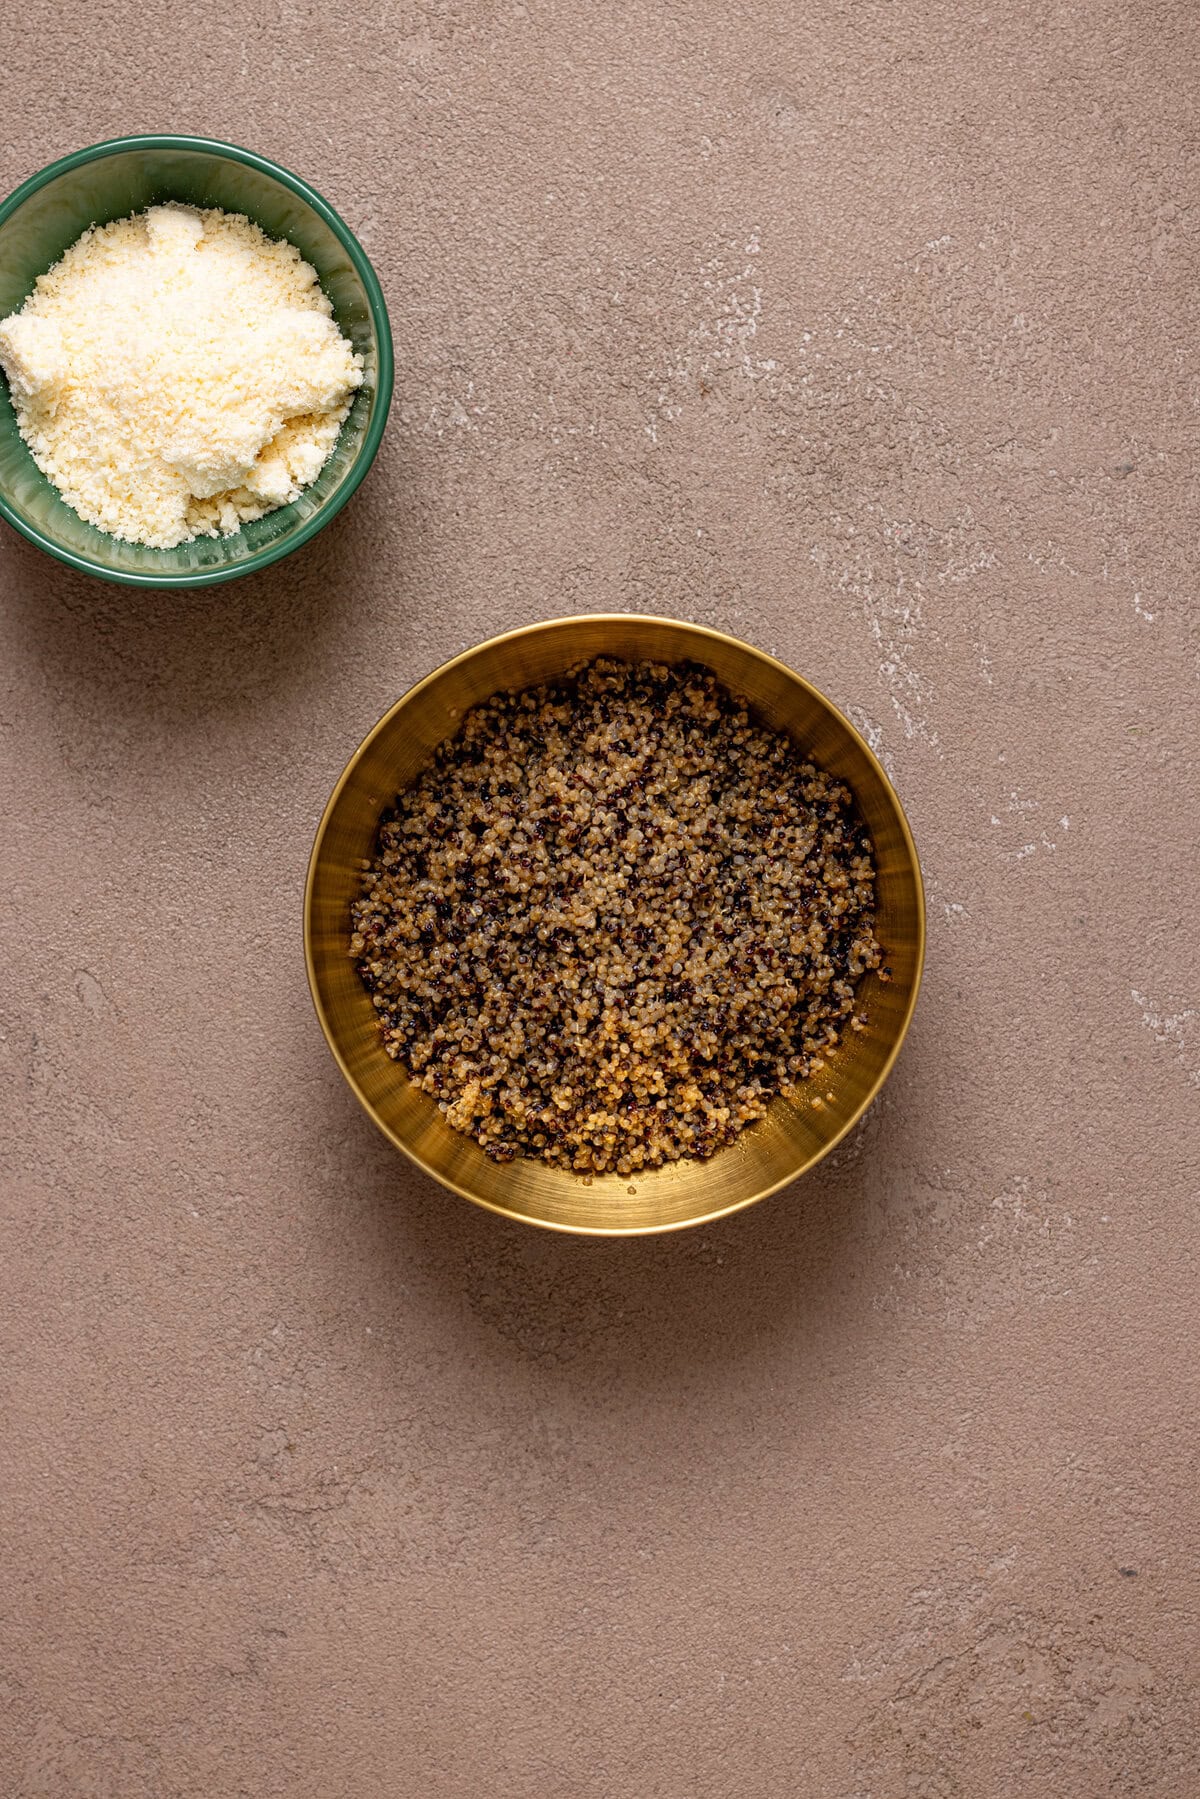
(0, 204, 363, 548)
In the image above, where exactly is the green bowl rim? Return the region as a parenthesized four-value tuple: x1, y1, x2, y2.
(0, 133, 395, 589)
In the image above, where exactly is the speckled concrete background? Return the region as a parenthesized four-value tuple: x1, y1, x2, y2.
(2, 3, 1199, 1794)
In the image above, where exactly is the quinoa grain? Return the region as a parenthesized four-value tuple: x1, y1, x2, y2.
(350, 658, 882, 1174)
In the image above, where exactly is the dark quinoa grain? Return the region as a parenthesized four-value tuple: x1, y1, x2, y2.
(349, 658, 882, 1176)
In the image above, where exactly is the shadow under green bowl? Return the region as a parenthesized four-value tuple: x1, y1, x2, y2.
(0, 135, 394, 588)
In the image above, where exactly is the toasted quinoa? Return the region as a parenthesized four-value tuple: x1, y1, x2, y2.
(350, 658, 883, 1175)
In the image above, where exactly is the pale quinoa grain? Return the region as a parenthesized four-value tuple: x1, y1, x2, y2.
(350, 658, 883, 1175)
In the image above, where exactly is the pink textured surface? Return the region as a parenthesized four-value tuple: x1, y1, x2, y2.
(2, 3, 1199, 1794)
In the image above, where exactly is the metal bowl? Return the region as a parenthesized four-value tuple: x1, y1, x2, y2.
(305, 615, 925, 1235)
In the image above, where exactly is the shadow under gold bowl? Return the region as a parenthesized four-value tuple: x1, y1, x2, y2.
(305, 615, 925, 1236)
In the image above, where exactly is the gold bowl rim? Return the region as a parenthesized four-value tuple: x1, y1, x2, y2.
(303, 614, 926, 1235)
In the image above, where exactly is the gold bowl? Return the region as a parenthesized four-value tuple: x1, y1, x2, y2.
(305, 615, 925, 1235)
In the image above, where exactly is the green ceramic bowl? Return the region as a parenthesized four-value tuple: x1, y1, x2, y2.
(0, 135, 393, 587)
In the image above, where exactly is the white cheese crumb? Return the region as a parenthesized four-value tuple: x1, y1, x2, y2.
(0, 314, 64, 406)
(0, 203, 363, 548)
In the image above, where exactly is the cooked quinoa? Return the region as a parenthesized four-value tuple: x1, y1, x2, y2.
(350, 658, 884, 1175)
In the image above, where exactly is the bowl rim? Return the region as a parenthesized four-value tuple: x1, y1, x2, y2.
(304, 614, 927, 1236)
(0, 133, 394, 589)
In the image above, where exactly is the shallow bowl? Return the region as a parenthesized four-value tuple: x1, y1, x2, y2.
(305, 615, 925, 1235)
(0, 135, 393, 587)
